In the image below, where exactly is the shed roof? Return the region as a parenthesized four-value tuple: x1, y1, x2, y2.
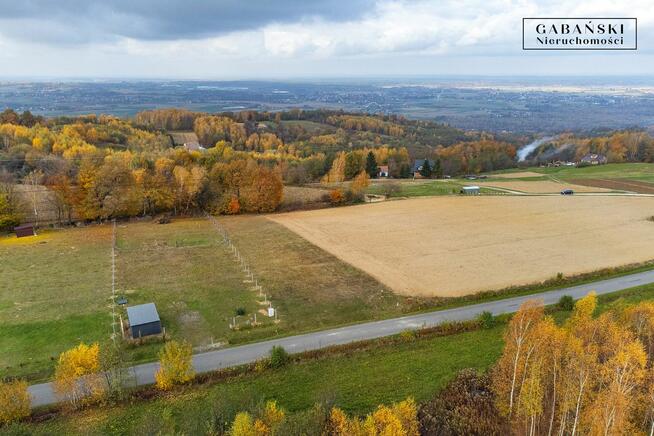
(127, 303, 160, 326)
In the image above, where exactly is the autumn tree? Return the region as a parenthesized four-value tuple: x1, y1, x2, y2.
(350, 170, 370, 195)
(0, 379, 30, 424)
(54, 342, 104, 408)
(239, 165, 283, 213)
(322, 152, 346, 183)
(155, 340, 195, 390)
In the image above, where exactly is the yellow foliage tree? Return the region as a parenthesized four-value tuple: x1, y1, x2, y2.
(351, 170, 370, 194)
(322, 152, 346, 183)
(155, 340, 195, 390)
(54, 342, 104, 408)
(329, 398, 418, 436)
(0, 379, 30, 424)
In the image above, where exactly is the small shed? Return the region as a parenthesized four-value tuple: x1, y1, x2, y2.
(127, 303, 162, 339)
(14, 224, 35, 238)
(460, 186, 480, 195)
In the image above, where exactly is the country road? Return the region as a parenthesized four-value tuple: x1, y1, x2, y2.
(28, 269, 654, 408)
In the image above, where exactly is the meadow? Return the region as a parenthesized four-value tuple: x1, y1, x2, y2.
(0, 215, 420, 381)
(0, 226, 113, 382)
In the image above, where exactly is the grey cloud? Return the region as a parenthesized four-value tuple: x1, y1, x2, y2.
(0, 0, 376, 43)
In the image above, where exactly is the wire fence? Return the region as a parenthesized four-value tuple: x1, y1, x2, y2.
(205, 213, 279, 330)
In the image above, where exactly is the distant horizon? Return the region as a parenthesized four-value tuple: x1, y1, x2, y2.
(2, 74, 654, 84)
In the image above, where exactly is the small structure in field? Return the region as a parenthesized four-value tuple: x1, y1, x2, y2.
(14, 224, 35, 238)
(127, 303, 162, 339)
(460, 186, 480, 195)
(378, 165, 389, 178)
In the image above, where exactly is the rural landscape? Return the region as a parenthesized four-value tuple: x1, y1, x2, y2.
(2, 105, 654, 434)
(2, 1, 654, 435)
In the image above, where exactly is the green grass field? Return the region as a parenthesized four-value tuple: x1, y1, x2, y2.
(366, 180, 496, 197)
(18, 283, 654, 435)
(494, 162, 654, 182)
(0, 226, 113, 382)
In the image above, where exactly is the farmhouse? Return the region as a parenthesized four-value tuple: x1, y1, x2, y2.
(14, 224, 35, 238)
(412, 159, 434, 178)
(378, 165, 389, 178)
(579, 153, 607, 165)
(127, 303, 162, 339)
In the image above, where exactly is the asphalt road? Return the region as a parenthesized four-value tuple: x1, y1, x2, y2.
(28, 269, 654, 408)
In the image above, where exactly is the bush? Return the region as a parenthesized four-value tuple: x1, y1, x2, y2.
(477, 311, 496, 329)
(54, 342, 104, 408)
(400, 329, 418, 342)
(329, 189, 344, 205)
(235, 307, 246, 316)
(0, 379, 30, 425)
(419, 369, 508, 435)
(155, 340, 195, 390)
(558, 295, 575, 311)
(269, 345, 290, 369)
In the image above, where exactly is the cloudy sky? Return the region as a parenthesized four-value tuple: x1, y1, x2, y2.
(0, 0, 652, 79)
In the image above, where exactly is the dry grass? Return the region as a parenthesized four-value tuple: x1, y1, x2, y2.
(271, 196, 654, 297)
(281, 186, 329, 208)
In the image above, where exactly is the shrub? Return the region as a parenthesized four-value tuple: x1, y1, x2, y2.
(155, 340, 195, 390)
(0, 379, 30, 424)
(230, 412, 255, 436)
(54, 342, 105, 408)
(558, 295, 575, 311)
(329, 189, 344, 205)
(477, 311, 497, 329)
(235, 307, 246, 316)
(419, 369, 508, 435)
(225, 196, 240, 215)
(400, 329, 418, 342)
(269, 346, 290, 369)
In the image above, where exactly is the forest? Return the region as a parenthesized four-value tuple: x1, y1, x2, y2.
(2, 107, 654, 230)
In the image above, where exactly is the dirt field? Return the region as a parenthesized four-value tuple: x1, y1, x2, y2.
(476, 180, 612, 193)
(271, 196, 654, 297)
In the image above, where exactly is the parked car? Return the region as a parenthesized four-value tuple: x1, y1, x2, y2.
(560, 189, 574, 195)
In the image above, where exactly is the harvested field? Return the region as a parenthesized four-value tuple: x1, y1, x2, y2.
(568, 178, 654, 194)
(271, 196, 654, 297)
(493, 171, 544, 179)
(476, 180, 611, 193)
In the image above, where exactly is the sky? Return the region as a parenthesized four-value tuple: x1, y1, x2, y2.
(0, 0, 652, 79)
